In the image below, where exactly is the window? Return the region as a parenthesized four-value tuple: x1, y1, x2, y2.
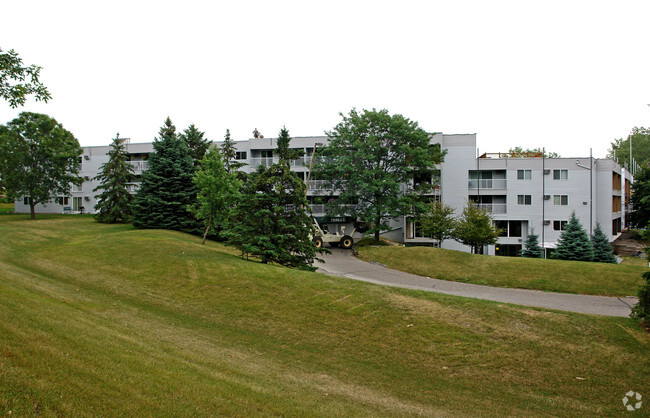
(517, 195, 531, 205)
(517, 169, 532, 180)
(56, 197, 69, 205)
(23, 196, 29, 205)
(553, 169, 568, 180)
(508, 221, 522, 237)
(261, 150, 273, 158)
(72, 184, 83, 192)
(235, 151, 247, 160)
(553, 220, 567, 231)
(553, 195, 568, 205)
(494, 220, 508, 237)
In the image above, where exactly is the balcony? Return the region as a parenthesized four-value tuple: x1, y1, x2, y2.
(127, 161, 149, 172)
(310, 204, 355, 216)
(249, 157, 310, 169)
(468, 179, 507, 190)
(477, 203, 507, 214)
(307, 180, 334, 191)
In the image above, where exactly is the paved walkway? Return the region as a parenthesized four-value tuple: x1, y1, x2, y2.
(317, 249, 638, 317)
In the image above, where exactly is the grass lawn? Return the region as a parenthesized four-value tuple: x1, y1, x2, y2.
(0, 215, 648, 416)
(357, 246, 646, 297)
(0, 202, 14, 215)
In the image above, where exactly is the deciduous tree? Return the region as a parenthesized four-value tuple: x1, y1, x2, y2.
(132, 117, 198, 231)
(419, 201, 455, 247)
(1, 48, 51, 108)
(93, 133, 136, 223)
(0, 112, 82, 219)
(453, 202, 501, 254)
(314, 108, 445, 244)
(607, 127, 650, 169)
(553, 211, 594, 261)
(192, 147, 241, 244)
(631, 167, 650, 228)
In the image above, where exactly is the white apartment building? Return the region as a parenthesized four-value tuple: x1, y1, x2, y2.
(15, 134, 632, 256)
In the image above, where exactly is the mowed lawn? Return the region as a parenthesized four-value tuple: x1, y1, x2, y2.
(0, 216, 648, 416)
(357, 245, 647, 296)
(0, 202, 13, 215)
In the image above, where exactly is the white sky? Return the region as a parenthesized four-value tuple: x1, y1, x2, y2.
(1, 0, 649, 158)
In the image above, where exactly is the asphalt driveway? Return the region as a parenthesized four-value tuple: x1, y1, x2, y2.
(317, 248, 638, 317)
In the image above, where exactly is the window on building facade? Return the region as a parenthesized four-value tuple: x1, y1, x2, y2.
(72, 184, 83, 192)
(553, 169, 568, 180)
(23, 196, 29, 205)
(517, 169, 532, 180)
(553, 195, 568, 205)
(508, 221, 522, 237)
(55, 197, 70, 205)
(494, 220, 508, 237)
(553, 220, 567, 231)
(235, 151, 247, 160)
(517, 195, 532, 205)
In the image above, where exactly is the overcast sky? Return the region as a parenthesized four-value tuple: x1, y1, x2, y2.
(1, 1, 649, 158)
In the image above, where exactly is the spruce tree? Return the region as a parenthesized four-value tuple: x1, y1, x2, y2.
(220, 129, 246, 174)
(132, 117, 198, 231)
(521, 228, 543, 258)
(591, 222, 617, 263)
(93, 133, 136, 223)
(179, 124, 210, 168)
(225, 128, 318, 270)
(553, 211, 594, 261)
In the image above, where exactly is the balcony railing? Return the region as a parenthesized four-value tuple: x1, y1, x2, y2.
(307, 180, 334, 191)
(477, 203, 507, 214)
(309, 204, 355, 216)
(468, 179, 507, 189)
(127, 161, 149, 172)
(249, 156, 311, 169)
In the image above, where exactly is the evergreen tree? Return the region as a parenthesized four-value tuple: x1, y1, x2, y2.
(93, 133, 136, 223)
(630, 167, 650, 228)
(521, 228, 543, 258)
(179, 124, 210, 167)
(453, 202, 501, 254)
(631, 271, 650, 321)
(591, 222, 617, 263)
(225, 128, 318, 270)
(132, 117, 198, 231)
(192, 147, 241, 244)
(419, 201, 455, 247)
(220, 129, 246, 174)
(553, 211, 594, 261)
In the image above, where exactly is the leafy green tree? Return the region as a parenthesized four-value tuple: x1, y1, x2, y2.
(0, 112, 82, 219)
(590, 222, 616, 263)
(419, 201, 455, 247)
(1, 48, 51, 108)
(221, 129, 245, 174)
(631, 167, 650, 228)
(553, 211, 594, 261)
(607, 127, 650, 169)
(453, 202, 501, 254)
(521, 228, 543, 258)
(179, 124, 210, 167)
(192, 147, 241, 244)
(314, 108, 445, 244)
(93, 133, 136, 223)
(132, 117, 198, 231)
(508, 147, 560, 158)
(225, 128, 318, 270)
(631, 271, 650, 321)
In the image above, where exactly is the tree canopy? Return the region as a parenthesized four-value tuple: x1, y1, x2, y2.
(630, 167, 650, 228)
(179, 124, 210, 167)
(132, 117, 198, 231)
(607, 127, 650, 170)
(508, 147, 560, 158)
(453, 202, 501, 254)
(419, 201, 455, 247)
(314, 108, 445, 244)
(1, 48, 51, 108)
(93, 133, 136, 223)
(0, 112, 82, 219)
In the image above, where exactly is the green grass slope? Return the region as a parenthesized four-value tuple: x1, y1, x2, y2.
(358, 246, 646, 296)
(0, 216, 648, 416)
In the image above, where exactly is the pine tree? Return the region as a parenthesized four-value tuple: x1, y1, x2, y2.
(225, 128, 318, 270)
(93, 133, 136, 223)
(179, 124, 210, 168)
(553, 211, 594, 261)
(132, 117, 198, 231)
(521, 228, 543, 258)
(220, 129, 246, 174)
(591, 222, 617, 263)
(192, 147, 241, 244)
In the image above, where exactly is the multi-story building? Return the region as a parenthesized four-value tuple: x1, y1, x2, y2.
(15, 134, 632, 256)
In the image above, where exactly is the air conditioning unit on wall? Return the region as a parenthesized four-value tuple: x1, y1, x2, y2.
(84, 155, 90, 160)
(543, 220, 551, 225)
(543, 195, 551, 200)
(543, 169, 550, 174)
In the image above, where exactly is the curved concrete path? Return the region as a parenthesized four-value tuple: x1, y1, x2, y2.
(317, 249, 638, 317)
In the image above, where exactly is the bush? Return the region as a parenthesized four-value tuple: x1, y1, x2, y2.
(631, 271, 650, 321)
